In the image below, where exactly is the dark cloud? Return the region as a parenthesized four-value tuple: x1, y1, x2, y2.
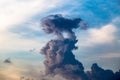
(3, 58, 12, 64)
(29, 48, 36, 52)
(86, 63, 115, 80)
(41, 14, 87, 40)
(40, 14, 88, 80)
(115, 70, 120, 80)
(41, 39, 88, 80)
(86, 63, 120, 80)
(45, 0, 120, 28)
(40, 14, 120, 80)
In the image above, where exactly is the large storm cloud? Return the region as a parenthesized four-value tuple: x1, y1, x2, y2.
(40, 14, 88, 80)
(40, 14, 120, 80)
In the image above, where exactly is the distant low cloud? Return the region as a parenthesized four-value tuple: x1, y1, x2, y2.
(86, 63, 120, 80)
(3, 58, 12, 64)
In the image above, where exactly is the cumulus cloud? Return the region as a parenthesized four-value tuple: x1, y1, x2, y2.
(39, 14, 120, 80)
(89, 25, 116, 43)
(76, 23, 120, 56)
(73, 21, 120, 72)
(86, 63, 117, 80)
(77, 24, 117, 47)
(40, 14, 88, 80)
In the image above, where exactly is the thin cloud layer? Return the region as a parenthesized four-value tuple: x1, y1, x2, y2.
(0, 0, 66, 53)
(0, 0, 64, 31)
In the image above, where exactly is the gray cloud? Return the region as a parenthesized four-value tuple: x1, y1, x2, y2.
(40, 14, 88, 80)
(86, 63, 116, 80)
(75, 23, 120, 71)
(3, 58, 12, 64)
(41, 14, 87, 40)
(40, 14, 120, 80)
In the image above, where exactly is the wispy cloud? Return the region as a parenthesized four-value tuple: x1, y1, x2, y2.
(0, 0, 66, 53)
(0, 0, 65, 31)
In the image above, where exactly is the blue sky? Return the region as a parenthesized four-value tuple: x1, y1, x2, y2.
(0, 0, 120, 80)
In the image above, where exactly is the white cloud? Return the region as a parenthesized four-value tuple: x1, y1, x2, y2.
(0, 0, 66, 53)
(78, 24, 117, 46)
(0, 31, 49, 53)
(0, 0, 65, 32)
(89, 24, 116, 43)
(75, 23, 120, 71)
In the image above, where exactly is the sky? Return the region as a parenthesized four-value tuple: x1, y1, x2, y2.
(0, 0, 120, 80)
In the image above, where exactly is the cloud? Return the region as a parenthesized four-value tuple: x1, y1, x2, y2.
(0, 59, 45, 80)
(0, 32, 45, 53)
(0, 65, 23, 80)
(88, 25, 116, 44)
(86, 63, 116, 80)
(0, 0, 65, 32)
(76, 20, 120, 56)
(39, 14, 120, 80)
(40, 14, 88, 80)
(3, 58, 12, 64)
(1, 0, 119, 54)
(77, 24, 117, 47)
(0, 0, 120, 79)
(58, 0, 120, 27)
(96, 52, 120, 59)
(0, 0, 67, 53)
(74, 20, 120, 71)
